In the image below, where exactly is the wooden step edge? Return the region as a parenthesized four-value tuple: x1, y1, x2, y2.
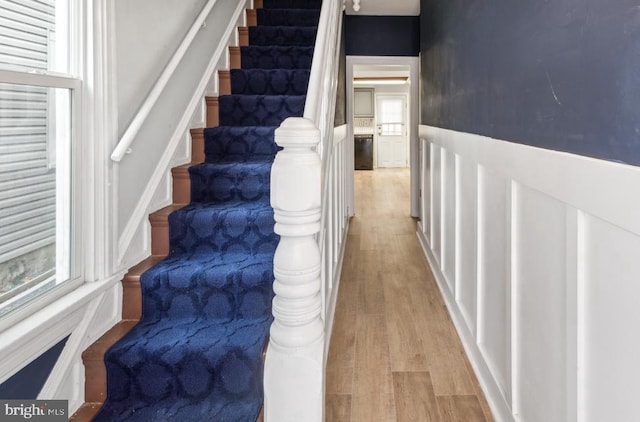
(81, 320, 139, 404)
(150, 204, 184, 256)
(218, 70, 231, 96)
(205, 97, 219, 128)
(121, 255, 165, 320)
(247, 9, 257, 27)
(229, 46, 241, 70)
(191, 128, 205, 164)
(239, 27, 249, 46)
(171, 164, 192, 205)
(82, 320, 139, 361)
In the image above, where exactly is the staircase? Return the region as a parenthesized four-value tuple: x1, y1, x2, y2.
(71, 1, 321, 420)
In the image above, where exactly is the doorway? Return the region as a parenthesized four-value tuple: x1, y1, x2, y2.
(346, 56, 420, 217)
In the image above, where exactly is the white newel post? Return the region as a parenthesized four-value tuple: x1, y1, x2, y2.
(264, 117, 324, 422)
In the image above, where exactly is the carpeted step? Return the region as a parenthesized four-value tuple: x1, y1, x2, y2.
(168, 199, 278, 256)
(257, 8, 321, 27)
(139, 252, 274, 321)
(248, 26, 317, 46)
(239, 46, 314, 69)
(96, 316, 271, 422)
(189, 158, 273, 204)
(263, 0, 322, 9)
(230, 69, 311, 95)
(218, 94, 305, 127)
(204, 126, 278, 161)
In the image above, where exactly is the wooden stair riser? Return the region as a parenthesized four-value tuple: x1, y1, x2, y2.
(247, 9, 257, 26)
(191, 128, 205, 164)
(239, 27, 249, 46)
(230, 46, 241, 69)
(219, 70, 231, 96)
(150, 205, 183, 256)
(81, 321, 138, 404)
(172, 165, 192, 205)
(206, 97, 219, 128)
(121, 256, 164, 320)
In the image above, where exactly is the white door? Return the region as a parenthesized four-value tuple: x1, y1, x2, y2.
(375, 94, 408, 168)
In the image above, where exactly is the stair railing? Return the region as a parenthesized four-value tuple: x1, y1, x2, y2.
(264, 0, 349, 421)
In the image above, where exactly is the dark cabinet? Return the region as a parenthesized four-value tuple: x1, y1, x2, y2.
(354, 134, 373, 170)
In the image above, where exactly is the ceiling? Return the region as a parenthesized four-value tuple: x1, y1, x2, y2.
(344, 0, 420, 16)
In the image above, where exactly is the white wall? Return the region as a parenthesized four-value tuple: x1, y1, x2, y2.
(114, 0, 207, 136)
(417, 125, 640, 422)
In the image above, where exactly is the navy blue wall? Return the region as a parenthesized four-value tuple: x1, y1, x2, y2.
(0, 337, 68, 399)
(420, 0, 640, 166)
(345, 15, 420, 56)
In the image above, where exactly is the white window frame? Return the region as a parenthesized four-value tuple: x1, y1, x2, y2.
(0, 0, 86, 330)
(0, 68, 83, 329)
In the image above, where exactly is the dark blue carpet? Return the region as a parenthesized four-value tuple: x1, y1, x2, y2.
(93, 1, 319, 420)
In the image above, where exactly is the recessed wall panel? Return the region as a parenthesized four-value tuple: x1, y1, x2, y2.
(582, 216, 640, 422)
(430, 143, 441, 264)
(477, 165, 510, 400)
(442, 149, 456, 292)
(455, 155, 477, 336)
(513, 185, 567, 422)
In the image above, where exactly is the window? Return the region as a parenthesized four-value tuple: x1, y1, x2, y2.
(0, 0, 81, 318)
(379, 97, 404, 136)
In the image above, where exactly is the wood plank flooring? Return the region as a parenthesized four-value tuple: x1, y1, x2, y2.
(326, 168, 493, 422)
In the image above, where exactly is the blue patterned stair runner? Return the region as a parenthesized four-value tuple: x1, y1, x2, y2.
(93, 1, 319, 420)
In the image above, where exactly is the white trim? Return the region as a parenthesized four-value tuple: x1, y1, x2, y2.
(85, 0, 119, 281)
(0, 69, 81, 89)
(346, 55, 420, 216)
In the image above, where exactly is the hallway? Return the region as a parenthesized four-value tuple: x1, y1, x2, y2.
(325, 168, 493, 421)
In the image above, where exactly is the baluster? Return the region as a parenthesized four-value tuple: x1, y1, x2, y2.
(264, 117, 324, 422)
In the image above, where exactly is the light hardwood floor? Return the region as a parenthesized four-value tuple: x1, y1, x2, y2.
(326, 168, 493, 422)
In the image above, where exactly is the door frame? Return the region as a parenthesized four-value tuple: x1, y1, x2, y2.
(346, 56, 420, 217)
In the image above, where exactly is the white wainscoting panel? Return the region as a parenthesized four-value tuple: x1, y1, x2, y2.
(512, 184, 568, 422)
(581, 214, 640, 422)
(442, 149, 456, 292)
(454, 154, 477, 337)
(430, 143, 442, 265)
(418, 125, 640, 422)
(477, 165, 511, 405)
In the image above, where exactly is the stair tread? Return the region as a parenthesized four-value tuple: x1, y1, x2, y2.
(149, 204, 184, 221)
(123, 256, 165, 284)
(82, 321, 139, 360)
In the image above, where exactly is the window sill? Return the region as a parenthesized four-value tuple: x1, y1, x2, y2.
(0, 273, 123, 383)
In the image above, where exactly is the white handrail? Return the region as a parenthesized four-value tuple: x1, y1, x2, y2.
(110, 0, 218, 162)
